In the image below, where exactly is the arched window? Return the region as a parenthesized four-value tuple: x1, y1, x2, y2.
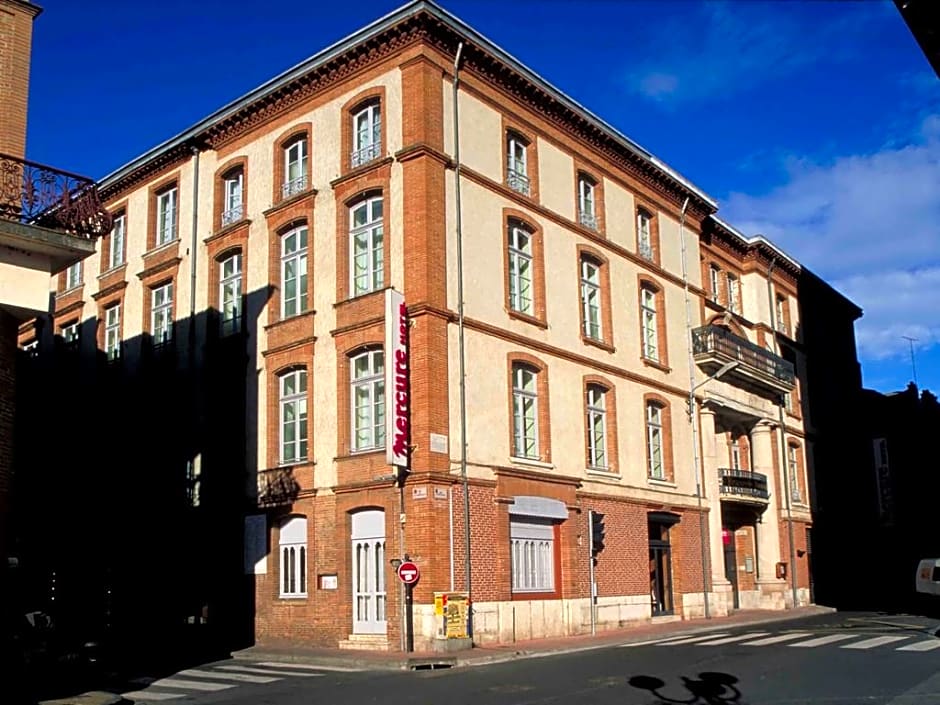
(279, 516, 307, 598)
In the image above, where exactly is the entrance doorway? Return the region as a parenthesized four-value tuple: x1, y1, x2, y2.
(648, 515, 676, 616)
(351, 510, 386, 634)
(723, 528, 740, 609)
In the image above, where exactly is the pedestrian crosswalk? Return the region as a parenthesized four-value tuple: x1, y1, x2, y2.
(629, 629, 940, 654)
(121, 660, 359, 702)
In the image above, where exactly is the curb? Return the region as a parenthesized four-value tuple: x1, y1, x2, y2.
(38, 691, 124, 705)
(236, 605, 837, 671)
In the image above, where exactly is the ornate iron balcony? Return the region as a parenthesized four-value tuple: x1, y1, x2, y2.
(579, 210, 598, 231)
(0, 152, 111, 238)
(221, 204, 244, 227)
(719, 468, 770, 501)
(692, 324, 795, 392)
(350, 142, 381, 168)
(281, 174, 308, 200)
(507, 168, 530, 196)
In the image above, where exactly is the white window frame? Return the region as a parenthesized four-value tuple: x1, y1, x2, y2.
(62, 321, 79, 347)
(510, 518, 555, 593)
(66, 261, 82, 290)
(221, 172, 244, 226)
(709, 265, 721, 303)
(21, 339, 38, 356)
(506, 133, 529, 196)
(647, 402, 665, 480)
(731, 437, 742, 470)
(283, 136, 309, 199)
(512, 363, 539, 460)
(727, 273, 740, 313)
(281, 226, 308, 318)
(156, 187, 178, 246)
(219, 253, 242, 335)
(580, 257, 602, 340)
(508, 223, 533, 315)
(279, 516, 308, 598)
(351, 103, 381, 167)
(586, 385, 607, 470)
(349, 196, 384, 297)
(280, 369, 308, 464)
(788, 444, 802, 503)
(578, 176, 597, 230)
(151, 282, 173, 345)
(776, 295, 787, 332)
(351, 349, 385, 452)
(109, 214, 125, 270)
(104, 304, 121, 361)
(637, 211, 653, 260)
(641, 287, 659, 360)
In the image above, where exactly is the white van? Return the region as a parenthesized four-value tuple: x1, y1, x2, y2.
(915, 558, 940, 596)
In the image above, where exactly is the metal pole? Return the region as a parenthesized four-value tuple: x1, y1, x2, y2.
(405, 582, 414, 652)
(453, 41, 473, 643)
(766, 260, 800, 609)
(588, 511, 596, 635)
(678, 197, 711, 619)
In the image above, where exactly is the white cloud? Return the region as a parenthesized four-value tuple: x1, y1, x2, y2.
(721, 115, 940, 361)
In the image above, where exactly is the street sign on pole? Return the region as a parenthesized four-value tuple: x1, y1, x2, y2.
(397, 560, 420, 585)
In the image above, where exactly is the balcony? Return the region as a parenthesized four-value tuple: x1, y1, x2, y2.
(0, 152, 111, 238)
(692, 325, 795, 395)
(719, 468, 770, 504)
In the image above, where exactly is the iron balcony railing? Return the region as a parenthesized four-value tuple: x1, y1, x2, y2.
(579, 210, 598, 231)
(719, 468, 770, 501)
(350, 141, 381, 168)
(221, 204, 244, 227)
(281, 174, 308, 200)
(0, 152, 111, 238)
(506, 168, 530, 196)
(692, 324, 795, 386)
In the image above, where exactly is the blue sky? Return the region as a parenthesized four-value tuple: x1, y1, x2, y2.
(26, 0, 940, 393)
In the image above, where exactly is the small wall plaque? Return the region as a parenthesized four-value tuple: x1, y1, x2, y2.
(320, 574, 338, 590)
(412, 486, 428, 499)
(430, 433, 449, 454)
(434, 487, 448, 500)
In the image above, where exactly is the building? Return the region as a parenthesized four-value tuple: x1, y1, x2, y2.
(14, 0, 862, 653)
(0, 0, 108, 623)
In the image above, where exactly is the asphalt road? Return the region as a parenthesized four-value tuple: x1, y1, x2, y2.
(119, 612, 940, 705)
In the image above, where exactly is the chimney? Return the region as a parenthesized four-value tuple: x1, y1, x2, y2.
(0, 0, 43, 159)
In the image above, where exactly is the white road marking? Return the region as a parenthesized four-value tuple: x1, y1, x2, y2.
(742, 632, 812, 646)
(897, 640, 940, 652)
(790, 634, 857, 648)
(256, 661, 362, 672)
(842, 635, 910, 650)
(177, 668, 278, 683)
(655, 633, 731, 645)
(120, 691, 182, 701)
(695, 632, 769, 645)
(215, 664, 323, 677)
(145, 677, 235, 691)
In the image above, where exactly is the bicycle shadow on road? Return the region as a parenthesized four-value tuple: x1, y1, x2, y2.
(629, 672, 748, 705)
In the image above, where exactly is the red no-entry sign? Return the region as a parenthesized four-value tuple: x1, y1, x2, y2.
(397, 560, 420, 585)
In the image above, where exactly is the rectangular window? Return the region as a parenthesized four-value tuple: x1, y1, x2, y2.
(283, 137, 309, 199)
(727, 274, 740, 313)
(156, 187, 178, 245)
(647, 403, 665, 480)
(578, 176, 596, 230)
(580, 258, 602, 339)
(709, 265, 721, 303)
(104, 304, 121, 361)
(351, 350, 385, 451)
(280, 369, 308, 464)
(776, 295, 787, 333)
(641, 288, 659, 361)
(152, 282, 173, 345)
(66, 261, 82, 290)
(512, 363, 539, 459)
(508, 223, 533, 315)
(350, 197, 384, 296)
(62, 321, 79, 348)
(731, 438, 741, 470)
(222, 172, 244, 226)
(586, 385, 607, 470)
(109, 215, 126, 270)
(510, 518, 555, 593)
(281, 226, 309, 318)
(506, 134, 529, 196)
(637, 211, 653, 260)
(220, 253, 242, 335)
(279, 516, 307, 598)
(351, 103, 381, 167)
(788, 445, 801, 503)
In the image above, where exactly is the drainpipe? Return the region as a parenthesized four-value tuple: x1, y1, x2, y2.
(679, 197, 711, 619)
(188, 145, 200, 365)
(766, 259, 800, 609)
(453, 41, 473, 643)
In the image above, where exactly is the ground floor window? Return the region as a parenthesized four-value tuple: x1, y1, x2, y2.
(510, 517, 555, 594)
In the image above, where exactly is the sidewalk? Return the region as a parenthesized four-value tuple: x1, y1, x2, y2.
(233, 604, 835, 671)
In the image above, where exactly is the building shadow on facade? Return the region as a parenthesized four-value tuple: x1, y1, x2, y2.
(10, 286, 276, 700)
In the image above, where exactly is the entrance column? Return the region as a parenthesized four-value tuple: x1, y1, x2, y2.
(751, 422, 785, 603)
(700, 406, 731, 594)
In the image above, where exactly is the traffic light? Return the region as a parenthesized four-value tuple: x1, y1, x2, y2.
(590, 510, 606, 555)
